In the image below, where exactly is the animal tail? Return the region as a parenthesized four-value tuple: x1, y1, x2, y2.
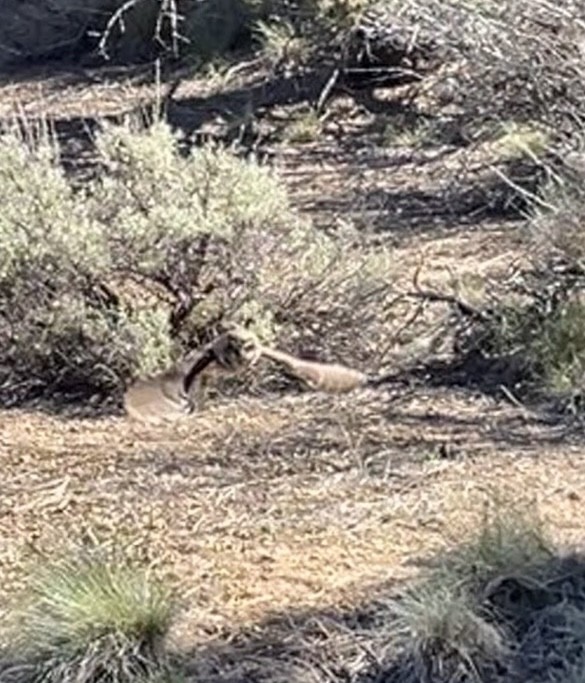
(257, 345, 369, 393)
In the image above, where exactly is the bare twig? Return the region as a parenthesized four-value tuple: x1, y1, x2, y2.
(406, 261, 490, 321)
(155, 0, 184, 57)
(315, 67, 340, 114)
(99, 0, 143, 60)
(99, 0, 184, 60)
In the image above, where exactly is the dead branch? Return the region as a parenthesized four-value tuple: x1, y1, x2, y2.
(99, 0, 183, 60)
(405, 261, 490, 321)
(99, 0, 143, 60)
(155, 0, 184, 57)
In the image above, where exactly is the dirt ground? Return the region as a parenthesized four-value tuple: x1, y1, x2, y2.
(1, 62, 584, 672)
(2, 390, 583, 645)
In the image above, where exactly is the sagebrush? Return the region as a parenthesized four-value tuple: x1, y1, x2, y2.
(450, 156, 585, 406)
(0, 119, 394, 404)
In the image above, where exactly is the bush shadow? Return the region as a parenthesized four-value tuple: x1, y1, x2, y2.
(3, 531, 583, 682)
(170, 546, 585, 683)
(375, 358, 585, 450)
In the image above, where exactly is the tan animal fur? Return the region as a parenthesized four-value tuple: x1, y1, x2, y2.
(124, 323, 380, 422)
(123, 329, 260, 423)
(256, 344, 370, 393)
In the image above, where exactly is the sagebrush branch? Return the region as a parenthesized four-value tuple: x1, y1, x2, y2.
(406, 261, 490, 321)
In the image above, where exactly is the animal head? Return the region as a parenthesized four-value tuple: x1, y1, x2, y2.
(213, 322, 262, 370)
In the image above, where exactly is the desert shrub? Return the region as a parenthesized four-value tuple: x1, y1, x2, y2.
(449, 157, 585, 406)
(0, 132, 123, 400)
(0, 125, 182, 400)
(281, 107, 323, 142)
(92, 120, 395, 379)
(525, 164, 585, 403)
(3, 551, 173, 683)
(521, 165, 585, 403)
(526, 299, 585, 398)
(454, 288, 585, 406)
(530, 160, 585, 268)
(0, 119, 395, 404)
(459, 0, 584, 137)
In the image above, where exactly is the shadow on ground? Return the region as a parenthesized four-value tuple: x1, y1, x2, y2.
(173, 547, 585, 683)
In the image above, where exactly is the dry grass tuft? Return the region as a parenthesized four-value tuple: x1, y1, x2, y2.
(488, 122, 550, 162)
(388, 583, 510, 682)
(255, 16, 312, 69)
(376, 500, 548, 682)
(438, 499, 553, 589)
(1, 548, 173, 682)
(282, 108, 323, 143)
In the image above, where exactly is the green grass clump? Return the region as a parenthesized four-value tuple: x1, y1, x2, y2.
(7, 552, 173, 683)
(526, 299, 585, 398)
